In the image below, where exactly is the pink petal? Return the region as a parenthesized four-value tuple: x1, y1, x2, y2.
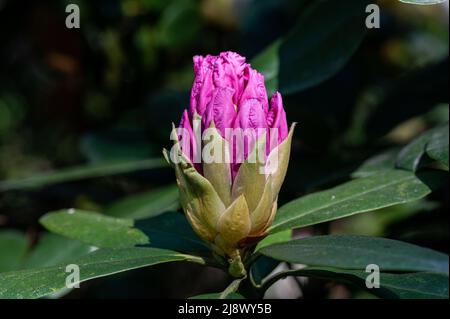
(202, 87, 236, 137)
(239, 68, 269, 113)
(214, 52, 247, 104)
(230, 99, 268, 178)
(267, 92, 288, 149)
(189, 55, 217, 117)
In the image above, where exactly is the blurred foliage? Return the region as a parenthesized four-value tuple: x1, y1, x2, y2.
(0, 0, 448, 298)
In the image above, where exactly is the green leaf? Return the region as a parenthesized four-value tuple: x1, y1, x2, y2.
(265, 267, 449, 299)
(260, 235, 449, 274)
(278, 0, 369, 94)
(189, 292, 244, 299)
(399, 0, 447, 5)
(332, 199, 438, 237)
(135, 212, 210, 253)
(0, 247, 202, 299)
(0, 230, 28, 272)
(40, 210, 149, 249)
(0, 158, 167, 191)
(255, 229, 292, 252)
(251, 40, 281, 94)
(250, 0, 370, 95)
(396, 125, 448, 171)
(250, 256, 280, 285)
(23, 234, 94, 299)
(156, 0, 201, 50)
(252, 220, 293, 285)
(352, 149, 399, 178)
(426, 124, 449, 169)
(25, 234, 92, 269)
(297, 267, 449, 299)
(104, 184, 179, 219)
(269, 170, 436, 233)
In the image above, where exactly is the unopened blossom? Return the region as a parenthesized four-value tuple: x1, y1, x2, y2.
(164, 51, 295, 277)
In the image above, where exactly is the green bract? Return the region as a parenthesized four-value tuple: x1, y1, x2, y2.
(164, 124, 296, 277)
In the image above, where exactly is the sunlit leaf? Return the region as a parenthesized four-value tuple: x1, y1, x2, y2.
(40, 210, 149, 249)
(0, 247, 203, 299)
(269, 170, 437, 233)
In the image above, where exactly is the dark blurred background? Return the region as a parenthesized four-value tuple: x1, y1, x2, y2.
(0, 0, 448, 298)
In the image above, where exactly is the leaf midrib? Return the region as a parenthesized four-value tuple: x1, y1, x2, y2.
(271, 173, 419, 231)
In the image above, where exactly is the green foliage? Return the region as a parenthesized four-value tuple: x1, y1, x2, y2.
(278, 267, 449, 299)
(24, 234, 92, 269)
(269, 170, 437, 233)
(426, 125, 449, 169)
(0, 248, 202, 299)
(0, 230, 28, 272)
(40, 210, 150, 249)
(259, 235, 448, 273)
(104, 184, 179, 219)
(0, 0, 448, 299)
(396, 124, 449, 171)
(252, 0, 370, 94)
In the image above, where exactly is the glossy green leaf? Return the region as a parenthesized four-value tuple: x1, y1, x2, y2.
(269, 170, 436, 233)
(426, 124, 449, 169)
(255, 229, 292, 252)
(135, 212, 210, 253)
(40, 210, 149, 249)
(0, 158, 167, 191)
(25, 234, 93, 269)
(278, 0, 370, 94)
(260, 235, 449, 273)
(251, 40, 281, 94)
(0, 230, 28, 272)
(396, 126, 448, 171)
(352, 149, 399, 178)
(250, 256, 280, 285)
(23, 234, 94, 299)
(105, 184, 179, 219)
(251, 229, 292, 284)
(0, 247, 202, 299)
(267, 267, 448, 299)
(250, 0, 370, 95)
(296, 267, 448, 299)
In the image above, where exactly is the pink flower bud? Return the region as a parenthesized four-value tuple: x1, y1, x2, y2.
(166, 52, 295, 274)
(181, 51, 289, 178)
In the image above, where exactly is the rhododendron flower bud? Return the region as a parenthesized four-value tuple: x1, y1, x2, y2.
(163, 51, 295, 278)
